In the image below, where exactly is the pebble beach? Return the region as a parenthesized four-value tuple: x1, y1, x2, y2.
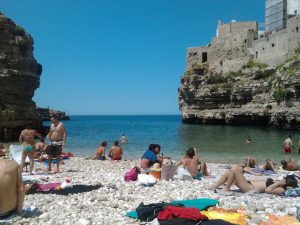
(10, 157, 300, 225)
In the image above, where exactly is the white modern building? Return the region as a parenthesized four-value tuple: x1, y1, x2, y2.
(265, 0, 300, 32)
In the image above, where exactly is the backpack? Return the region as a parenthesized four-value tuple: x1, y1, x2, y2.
(124, 166, 140, 182)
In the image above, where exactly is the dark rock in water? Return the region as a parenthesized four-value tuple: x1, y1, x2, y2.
(36, 107, 70, 121)
(0, 12, 42, 142)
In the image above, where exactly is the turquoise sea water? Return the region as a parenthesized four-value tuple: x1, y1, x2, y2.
(44, 115, 300, 164)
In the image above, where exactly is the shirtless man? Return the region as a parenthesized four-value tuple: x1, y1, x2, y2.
(93, 141, 107, 160)
(108, 140, 123, 160)
(0, 159, 24, 219)
(47, 116, 67, 173)
(177, 147, 208, 178)
(283, 134, 293, 154)
(210, 167, 297, 194)
(19, 125, 42, 174)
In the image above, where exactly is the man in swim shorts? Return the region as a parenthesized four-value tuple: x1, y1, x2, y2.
(19, 125, 42, 174)
(0, 159, 24, 219)
(108, 140, 123, 160)
(47, 116, 67, 173)
(283, 134, 293, 154)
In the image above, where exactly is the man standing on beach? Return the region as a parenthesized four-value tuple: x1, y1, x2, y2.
(47, 116, 67, 173)
(0, 159, 24, 219)
(283, 134, 293, 154)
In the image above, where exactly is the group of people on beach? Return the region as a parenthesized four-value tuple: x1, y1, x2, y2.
(0, 116, 66, 219)
(1, 124, 300, 221)
(18, 116, 67, 174)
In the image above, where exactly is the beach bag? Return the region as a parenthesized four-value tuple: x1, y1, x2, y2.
(124, 166, 140, 182)
(161, 164, 177, 181)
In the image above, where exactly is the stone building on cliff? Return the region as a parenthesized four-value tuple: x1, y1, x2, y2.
(179, 0, 300, 129)
(0, 13, 42, 141)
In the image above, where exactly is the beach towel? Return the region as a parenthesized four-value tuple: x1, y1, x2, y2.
(9, 145, 29, 164)
(285, 187, 300, 196)
(125, 198, 219, 219)
(260, 214, 300, 225)
(22, 175, 51, 183)
(157, 206, 208, 221)
(201, 207, 248, 225)
(159, 219, 237, 225)
(37, 184, 102, 195)
(36, 182, 61, 192)
(251, 168, 276, 175)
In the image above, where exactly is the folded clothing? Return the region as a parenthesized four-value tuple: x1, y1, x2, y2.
(157, 206, 208, 221)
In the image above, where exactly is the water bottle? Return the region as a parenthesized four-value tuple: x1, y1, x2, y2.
(296, 201, 300, 221)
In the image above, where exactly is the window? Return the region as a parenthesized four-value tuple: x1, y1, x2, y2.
(202, 52, 208, 63)
(272, 43, 275, 47)
(296, 27, 299, 32)
(256, 51, 258, 59)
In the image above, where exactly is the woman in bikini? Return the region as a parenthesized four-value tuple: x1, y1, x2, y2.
(19, 125, 42, 175)
(210, 167, 298, 194)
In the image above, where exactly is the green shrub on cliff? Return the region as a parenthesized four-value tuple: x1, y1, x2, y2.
(273, 88, 285, 103)
(13, 25, 25, 36)
(228, 70, 242, 77)
(242, 60, 268, 70)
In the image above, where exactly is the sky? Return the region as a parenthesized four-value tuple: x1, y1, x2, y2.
(1, 0, 264, 115)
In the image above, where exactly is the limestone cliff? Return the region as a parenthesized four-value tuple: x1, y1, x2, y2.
(0, 13, 42, 141)
(178, 56, 300, 129)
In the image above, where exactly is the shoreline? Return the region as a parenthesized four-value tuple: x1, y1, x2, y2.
(10, 157, 300, 225)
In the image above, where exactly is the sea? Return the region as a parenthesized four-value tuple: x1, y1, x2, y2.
(43, 115, 300, 165)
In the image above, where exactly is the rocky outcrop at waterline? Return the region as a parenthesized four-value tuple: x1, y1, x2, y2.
(36, 107, 70, 121)
(178, 56, 300, 129)
(0, 12, 42, 141)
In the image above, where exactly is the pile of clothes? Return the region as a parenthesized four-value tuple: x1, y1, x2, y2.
(127, 199, 239, 225)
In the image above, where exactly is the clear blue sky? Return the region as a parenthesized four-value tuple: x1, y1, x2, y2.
(1, 0, 264, 115)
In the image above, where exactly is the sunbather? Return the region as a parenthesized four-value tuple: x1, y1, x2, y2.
(177, 147, 209, 178)
(0, 159, 24, 219)
(281, 158, 299, 171)
(210, 167, 298, 194)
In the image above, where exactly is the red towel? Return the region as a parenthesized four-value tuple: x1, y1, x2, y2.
(157, 206, 208, 221)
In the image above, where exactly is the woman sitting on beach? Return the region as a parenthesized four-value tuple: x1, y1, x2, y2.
(140, 144, 163, 170)
(210, 167, 298, 194)
(93, 141, 107, 160)
(177, 147, 209, 179)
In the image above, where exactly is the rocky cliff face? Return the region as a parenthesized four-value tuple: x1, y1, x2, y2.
(0, 13, 42, 141)
(178, 56, 300, 129)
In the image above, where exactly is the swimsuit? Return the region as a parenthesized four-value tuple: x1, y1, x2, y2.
(24, 145, 34, 152)
(284, 146, 292, 153)
(0, 208, 16, 219)
(266, 178, 274, 187)
(193, 171, 203, 180)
